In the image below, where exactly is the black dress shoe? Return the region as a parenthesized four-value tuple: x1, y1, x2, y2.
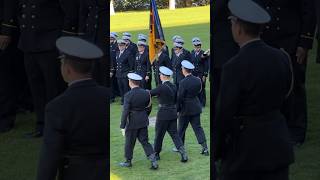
(201, 147, 209, 156)
(178, 146, 188, 163)
(119, 160, 132, 167)
(150, 161, 158, 170)
(24, 131, 43, 138)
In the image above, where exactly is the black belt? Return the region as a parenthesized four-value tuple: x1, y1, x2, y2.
(158, 104, 176, 108)
(235, 110, 281, 125)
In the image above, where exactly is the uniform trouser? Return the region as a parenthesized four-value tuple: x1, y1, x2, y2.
(282, 54, 307, 143)
(220, 167, 289, 180)
(24, 51, 64, 132)
(212, 68, 222, 117)
(154, 119, 183, 153)
(110, 75, 119, 100)
(153, 72, 161, 87)
(0, 48, 17, 131)
(198, 76, 207, 107)
(57, 158, 107, 180)
(178, 114, 206, 145)
(92, 56, 107, 87)
(117, 77, 129, 103)
(146, 73, 152, 90)
(125, 127, 154, 160)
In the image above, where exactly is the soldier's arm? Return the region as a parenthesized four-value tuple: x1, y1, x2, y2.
(1, 0, 18, 36)
(298, 0, 316, 49)
(128, 54, 135, 72)
(120, 94, 130, 129)
(176, 83, 186, 112)
(214, 63, 241, 161)
(146, 54, 151, 77)
(149, 85, 162, 97)
(203, 54, 209, 77)
(59, 0, 80, 36)
(36, 103, 65, 180)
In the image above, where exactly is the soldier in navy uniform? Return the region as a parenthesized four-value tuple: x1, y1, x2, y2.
(18, 0, 79, 138)
(37, 37, 108, 180)
(190, 37, 209, 107)
(170, 35, 182, 59)
(134, 41, 151, 89)
(123, 32, 138, 56)
(149, 66, 188, 162)
(255, 0, 316, 146)
(79, 0, 108, 87)
(177, 60, 209, 156)
(115, 39, 134, 104)
(171, 40, 191, 88)
(214, 1, 294, 179)
(0, 0, 20, 133)
(110, 32, 119, 102)
(119, 72, 158, 170)
(152, 43, 172, 86)
(138, 34, 153, 90)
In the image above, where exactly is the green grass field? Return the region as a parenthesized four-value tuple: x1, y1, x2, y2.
(110, 6, 211, 180)
(0, 5, 319, 180)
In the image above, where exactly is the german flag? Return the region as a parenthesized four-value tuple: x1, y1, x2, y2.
(149, 0, 166, 64)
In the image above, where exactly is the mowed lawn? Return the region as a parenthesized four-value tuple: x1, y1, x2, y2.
(110, 6, 211, 180)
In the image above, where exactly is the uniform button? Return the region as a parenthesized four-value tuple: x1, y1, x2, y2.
(21, 25, 26, 28)
(88, 14, 90, 17)
(276, 26, 280, 30)
(22, 14, 26, 18)
(71, 27, 75, 30)
(86, 24, 89, 26)
(94, 25, 97, 29)
(89, 6, 92, 9)
(276, 17, 280, 21)
(277, 7, 280, 10)
(266, 6, 270, 9)
(10, 19, 14, 22)
(31, 15, 36, 19)
(31, 25, 35, 29)
(32, 5, 36, 8)
(22, 4, 26, 8)
(266, 25, 270, 29)
(95, 15, 98, 19)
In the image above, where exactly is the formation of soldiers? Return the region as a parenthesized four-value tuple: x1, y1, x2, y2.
(110, 32, 210, 107)
(213, 0, 319, 180)
(110, 33, 211, 169)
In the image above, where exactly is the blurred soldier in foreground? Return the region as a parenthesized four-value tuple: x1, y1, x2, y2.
(149, 66, 188, 162)
(37, 37, 108, 180)
(214, 1, 294, 179)
(119, 73, 158, 170)
(110, 32, 119, 102)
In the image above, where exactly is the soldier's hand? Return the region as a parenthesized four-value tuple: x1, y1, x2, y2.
(202, 76, 206, 82)
(121, 129, 125, 137)
(145, 76, 149, 81)
(110, 72, 113, 77)
(0, 35, 11, 50)
(296, 47, 308, 64)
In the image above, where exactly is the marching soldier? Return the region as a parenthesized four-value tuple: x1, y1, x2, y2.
(214, 1, 294, 179)
(256, 0, 316, 146)
(79, 0, 108, 87)
(18, 0, 79, 138)
(0, 0, 20, 133)
(190, 37, 209, 107)
(177, 60, 209, 156)
(119, 73, 158, 170)
(171, 40, 191, 88)
(152, 43, 172, 86)
(134, 41, 151, 89)
(149, 66, 188, 162)
(123, 32, 138, 56)
(37, 37, 108, 180)
(110, 32, 119, 102)
(115, 39, 134, 105)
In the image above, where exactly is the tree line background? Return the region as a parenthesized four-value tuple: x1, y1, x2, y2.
(113, 0, 210, 11)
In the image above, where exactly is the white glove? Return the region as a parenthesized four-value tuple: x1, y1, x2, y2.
(121, 129, 125, 137)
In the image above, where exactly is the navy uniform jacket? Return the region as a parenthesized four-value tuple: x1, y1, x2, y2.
(150, 81, 177, 121)
(177, 74, 202, 116)
(18, 0, 79, 52)
(152, 52, 172, 76)
(120, 87, 150, 130)
(37, 79, 108, 180)
(256, 0, 316, 54)
(212, 0, 239, 69)
(115, 49, 134, 78)
(171, 49, 191, 84)
(110, 41, 118, 75)
(79, 0, 107, 54)
(134, 51, 151, 79)
(191, 49, 209, 77)
(214, 40, 294, 173)
(0, 0, 18, 36)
